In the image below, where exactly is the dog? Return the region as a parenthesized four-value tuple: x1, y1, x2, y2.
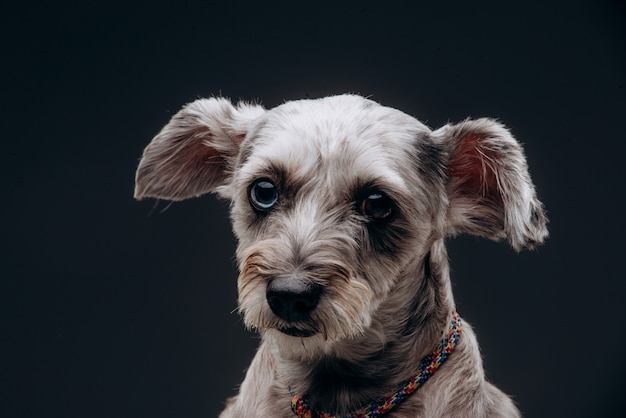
(134, 94, 547, 417)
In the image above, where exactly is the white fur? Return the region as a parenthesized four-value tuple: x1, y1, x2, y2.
(135, 94, 547, 417)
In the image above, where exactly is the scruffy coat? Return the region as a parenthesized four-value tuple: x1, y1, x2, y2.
(135, 95, 547, 417)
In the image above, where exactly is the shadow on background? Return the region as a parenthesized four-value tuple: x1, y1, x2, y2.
(3, 1, 624, 417)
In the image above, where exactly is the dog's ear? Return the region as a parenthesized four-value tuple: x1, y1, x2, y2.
(433, 118, 548, 251)
(134, 98, 265, 201)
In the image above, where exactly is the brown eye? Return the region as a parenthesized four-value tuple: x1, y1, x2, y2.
(360, 193, 393, 220)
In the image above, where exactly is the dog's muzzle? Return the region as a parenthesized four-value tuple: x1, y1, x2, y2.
(266, 276, 322, 336)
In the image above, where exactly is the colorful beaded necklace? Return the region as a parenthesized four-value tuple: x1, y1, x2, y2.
(290, 311, 462, 418)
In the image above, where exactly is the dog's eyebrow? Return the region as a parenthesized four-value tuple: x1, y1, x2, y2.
(252, 161, 287, 181)
(360, 169, 410, 196)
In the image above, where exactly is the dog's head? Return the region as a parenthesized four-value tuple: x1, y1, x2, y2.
(135, 95, 547, 357)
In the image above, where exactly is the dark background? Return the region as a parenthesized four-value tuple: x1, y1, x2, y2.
(3, 1, 624, 417)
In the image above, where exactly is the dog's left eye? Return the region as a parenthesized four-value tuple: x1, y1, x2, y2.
(250, 179, 279, 211)
(360, 193, 394, 220)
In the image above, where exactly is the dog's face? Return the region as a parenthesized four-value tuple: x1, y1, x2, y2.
(228, 97, 446, 355)
(134, 94, 547, 359)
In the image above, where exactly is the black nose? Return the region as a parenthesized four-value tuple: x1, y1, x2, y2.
(266, 278, 322, 323)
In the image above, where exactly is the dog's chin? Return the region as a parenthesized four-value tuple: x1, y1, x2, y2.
(264, 328, 335, 360)
(278, 327, 317, 338)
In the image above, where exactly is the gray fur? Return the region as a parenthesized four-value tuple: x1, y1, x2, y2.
(135, 94, 547, 417)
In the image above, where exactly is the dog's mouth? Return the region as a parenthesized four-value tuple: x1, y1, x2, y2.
(278, 326, 317, 337)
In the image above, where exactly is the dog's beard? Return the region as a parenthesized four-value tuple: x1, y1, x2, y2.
(238, 267, 375, 360)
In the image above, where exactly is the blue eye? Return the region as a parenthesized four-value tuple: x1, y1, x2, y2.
(250, 179, 279, 211)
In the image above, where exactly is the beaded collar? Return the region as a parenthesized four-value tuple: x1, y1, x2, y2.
(290, 311, 462, 418)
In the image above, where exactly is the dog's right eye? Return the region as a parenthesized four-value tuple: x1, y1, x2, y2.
(250, 179, 279, 212)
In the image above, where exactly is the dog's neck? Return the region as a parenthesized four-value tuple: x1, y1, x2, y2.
(274, 240, 455, 415)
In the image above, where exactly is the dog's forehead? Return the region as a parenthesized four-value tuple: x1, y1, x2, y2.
(238, 95, 430, 191)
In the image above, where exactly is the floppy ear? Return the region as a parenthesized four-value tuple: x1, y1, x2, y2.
(433, 118, 548, 251)
(134, 98, 265, 201)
